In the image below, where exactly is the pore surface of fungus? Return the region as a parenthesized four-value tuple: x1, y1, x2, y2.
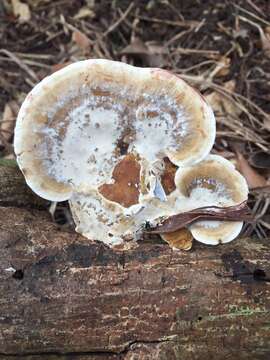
(14, 59, 247, 247)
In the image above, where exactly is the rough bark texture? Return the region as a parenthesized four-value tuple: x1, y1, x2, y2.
(0, 164, 49, 209)
(0, 164, 270, 359)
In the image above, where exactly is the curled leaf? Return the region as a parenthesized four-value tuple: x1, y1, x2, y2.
(0, 101, 18, 146)
(248, 151, 270, 169)
(120, 37, 167, 67)
(205, 81, 242, 117)
(72, 30, 91, 52)
(51, 62, 73, 73)
(236, 151, 267, 188)
(11, 0, 31, 23)
(73, 7, 95, 20)
(143, 201, 253, 234)
(259, 25, 270, 59)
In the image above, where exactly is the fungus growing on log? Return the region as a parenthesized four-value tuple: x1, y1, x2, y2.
(14, 59, 249, 248)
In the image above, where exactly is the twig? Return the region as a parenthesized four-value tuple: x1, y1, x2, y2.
(246, 0, 266, 18)
(0, 56, 51, 69)
(171, 48, 219, 55)
(0, 49, 39, 83)
(137, 15, 200, 28)
(103, 2, 135, 38)
(234, 4, 270, 27)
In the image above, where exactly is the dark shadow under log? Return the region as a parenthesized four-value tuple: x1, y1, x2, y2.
(0, 164, 270, 359)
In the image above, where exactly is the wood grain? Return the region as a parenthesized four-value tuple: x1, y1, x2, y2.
(0, 164, 269, 359)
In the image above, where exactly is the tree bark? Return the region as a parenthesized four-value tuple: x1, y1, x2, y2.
(0, 163, 48, 209)
(0, 164, 270, 359)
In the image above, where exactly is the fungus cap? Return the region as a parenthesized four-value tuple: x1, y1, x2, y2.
(14, 59, 216, 246)
(174, 154, 249, 245)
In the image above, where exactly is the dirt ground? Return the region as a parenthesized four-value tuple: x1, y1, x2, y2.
(0, 0, 269, 238)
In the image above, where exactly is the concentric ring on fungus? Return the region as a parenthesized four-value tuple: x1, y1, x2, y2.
(14, 59, 223, 246)
(173, 155, 249, 245)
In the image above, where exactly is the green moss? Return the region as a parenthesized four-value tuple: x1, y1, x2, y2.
(0, 158, 18, 167)
(206, 305, 268, 321)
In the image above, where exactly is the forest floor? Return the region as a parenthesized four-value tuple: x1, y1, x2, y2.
(0, 0, 269, 238)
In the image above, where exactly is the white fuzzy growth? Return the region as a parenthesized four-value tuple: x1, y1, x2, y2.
(70, 190, 131, 246)
(188, 185, 231, 207)
(44, 102, 122, 187)
(133, 100, 188, 162)
(194, 220, 221, 229)
(175, 184, 233, 232)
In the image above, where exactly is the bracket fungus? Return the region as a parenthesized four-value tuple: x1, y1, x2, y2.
(14, 59, 249, 248)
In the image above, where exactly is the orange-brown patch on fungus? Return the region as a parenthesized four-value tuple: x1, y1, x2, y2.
(162, 228, 193, 250)
(98, 153, 141, 208)
(161, 157, 177, 195)
(92, 88, 112, 97)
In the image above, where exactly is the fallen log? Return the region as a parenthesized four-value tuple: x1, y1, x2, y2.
(0, 163, 269, 359)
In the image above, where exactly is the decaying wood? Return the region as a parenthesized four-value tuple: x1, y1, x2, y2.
(0, 162, 48, 209)
(0, 164, 270, 359)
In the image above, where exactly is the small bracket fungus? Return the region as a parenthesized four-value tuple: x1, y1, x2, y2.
(14, 59, 249, 248)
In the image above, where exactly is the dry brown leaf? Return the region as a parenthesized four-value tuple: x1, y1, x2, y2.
(162, 228, 193, 251)
(11, 0, 31, 23)
(264, 118, 270, 131)
(249, 152, 270, 169)
(121, 38, 149, 55)
(205, 80, 241, 117)
(73, 7, 95, 20)
(215, 57, 231, 77)
(86, 0, 95, 7)
(236, 151, 267, 188)
(120, 38, 167, 67)
(51, 61, 73, 73)
(0, 101, 18, 145)
(144, 202, 252, 234)
(224, 79, 236, 92)
(72, 30, 91, 52)
(205, 92, 241, 117)
(259, 26, 270, 58)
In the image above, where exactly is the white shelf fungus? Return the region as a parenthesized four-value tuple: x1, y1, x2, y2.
(14, 59, 248, 247)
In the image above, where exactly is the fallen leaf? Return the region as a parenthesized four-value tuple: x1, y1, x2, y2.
(161, 228, 193, 251)
(236, 151, 267, 188)
(72, 30, 91, 52)
(0, 101, 18, 145)
(214, 56, 231, 77)
(86, 0, 95, 7)
(51, 61, 73, 73)
(248, 152, 270, 169)
(143, 202, 252, 234)
(73, 7, 95, 20)
(205, 81, 242, 117)
(263, 118, 270, 131)
(120, 38, 167, 67)
(121, 38, 149, 55)
(11, 0, 31, 23)
(233, 27, 249, 39)
(259, 26, 270, 58)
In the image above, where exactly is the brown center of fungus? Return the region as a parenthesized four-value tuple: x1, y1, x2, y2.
(98, 154, 141, 208)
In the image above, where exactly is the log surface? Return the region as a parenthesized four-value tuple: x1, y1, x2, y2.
(0, 165, 270, 359)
